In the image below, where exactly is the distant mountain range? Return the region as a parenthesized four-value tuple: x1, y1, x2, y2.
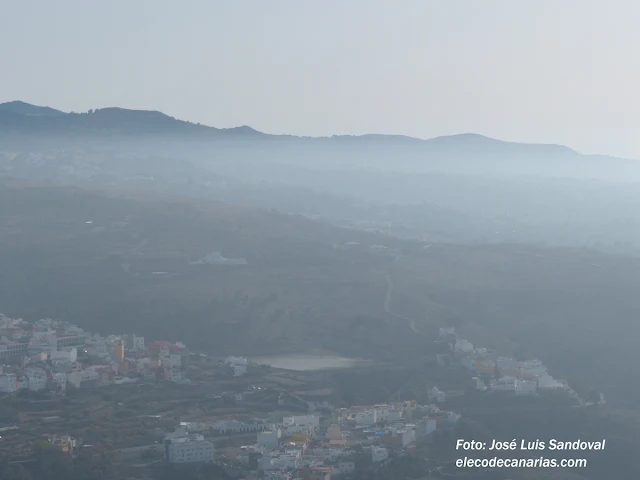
(0, 100, 577, 155)
(0, 100, 261, 137)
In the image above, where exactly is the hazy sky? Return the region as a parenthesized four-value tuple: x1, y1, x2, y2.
(2, 1, 640, 158)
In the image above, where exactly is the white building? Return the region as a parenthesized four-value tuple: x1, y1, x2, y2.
(371, 446, 389, 463)
(392, 426, 416, 447)
(164, 434, 215, 464)
(225, 356, 247, 366)
(495, 376, 517, 392)
(537, 374, 563, 389)
(307, 448, 344, 462)
(453, 339, 474, 355)
(67, 369, 99, 388)
(515, 380, 537, 396)
(261, 450, 301, 472)
(49, 347, 78, 363)
(354, 410, 377, 426)
(280, 423, 314, 437)
(225, 356, 248, 377)
(273, 450, 301, 470)
(282, 415, 319, 427)
(212, 420, 273, 435)
(375, 406, 403, 423)
(25, 368, 48, 391)
(51, 372, 67, 392)
(257, 429, 281, 449)
(519, 359, 547, 378)
(133, 335, 145, 352)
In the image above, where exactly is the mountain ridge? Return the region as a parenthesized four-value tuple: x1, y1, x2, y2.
(0, 100, 580, 155)
(0, 100, 66, 117)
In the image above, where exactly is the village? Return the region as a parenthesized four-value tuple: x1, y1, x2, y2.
(430, 327, 594, 404)
(0, 311, 602, 480)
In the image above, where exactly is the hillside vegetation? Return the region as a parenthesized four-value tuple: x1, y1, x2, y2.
(2, 181, 640, 408)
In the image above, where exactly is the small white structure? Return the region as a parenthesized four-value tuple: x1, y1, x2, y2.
(372, 446, 389, 463)
(453, 339, 474, 354)
(225, 356, 248, 377)
(282, 415, 319, 427)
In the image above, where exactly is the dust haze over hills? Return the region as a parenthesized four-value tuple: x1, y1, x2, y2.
(3, 101, 640, 478)
(2, 100, 640, 255)
(2, 100, 640, 395)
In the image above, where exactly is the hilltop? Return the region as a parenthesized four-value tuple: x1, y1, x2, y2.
(0, 100, 65, 116)
(0, 100, 594, 155)
(3, 100, 638, 184)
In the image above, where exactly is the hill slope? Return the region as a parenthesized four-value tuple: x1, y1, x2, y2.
(1, 181, 640, 409)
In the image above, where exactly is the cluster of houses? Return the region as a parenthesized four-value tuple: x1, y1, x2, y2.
(436, 327, 569, 397)
(166, 400, 463, 480)
(0, 313, 191, 394)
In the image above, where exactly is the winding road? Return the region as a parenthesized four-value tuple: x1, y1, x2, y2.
(383, 272, 420, 335)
